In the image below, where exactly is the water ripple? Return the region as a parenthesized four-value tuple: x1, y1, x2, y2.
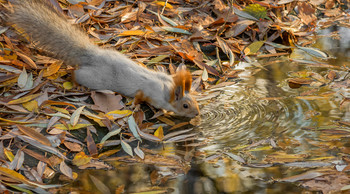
(197, 81, 315, 147)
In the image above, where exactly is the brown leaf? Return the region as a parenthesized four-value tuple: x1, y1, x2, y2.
(91, 91, 124, 113)
(17, 125, 51, 146)
(60, 161, 73, 179)
(63, 141, 83, 152)
(87, 128, 98, 157)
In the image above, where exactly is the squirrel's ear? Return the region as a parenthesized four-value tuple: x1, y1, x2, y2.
(172, 70, 186, 100)
(174, 85, 184, 100)
(184, 71, 192, 92)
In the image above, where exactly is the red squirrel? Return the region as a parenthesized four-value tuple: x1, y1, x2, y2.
(9, 0, 200, 117)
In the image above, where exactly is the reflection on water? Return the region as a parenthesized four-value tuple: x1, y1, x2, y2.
(65, 27, 349, 193)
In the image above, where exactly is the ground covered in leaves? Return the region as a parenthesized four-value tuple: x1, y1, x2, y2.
(0, 0, 350, 193)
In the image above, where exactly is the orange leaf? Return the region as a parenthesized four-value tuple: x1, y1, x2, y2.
(43, 62, 61, 77)
(118, 30, 151, 36)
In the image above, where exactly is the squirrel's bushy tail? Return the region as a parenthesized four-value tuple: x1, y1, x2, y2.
(9, 0, 94, 64)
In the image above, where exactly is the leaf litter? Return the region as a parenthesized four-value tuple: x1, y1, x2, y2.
(0, 0, 349, 193)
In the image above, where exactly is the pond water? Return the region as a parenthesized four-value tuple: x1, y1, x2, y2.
(61, 27, 349, 193)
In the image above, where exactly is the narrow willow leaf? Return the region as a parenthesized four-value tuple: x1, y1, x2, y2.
(60, 161, 73, 179)
(136, 127, 161, 142)
(0, 65, 21, 73)
(147, 9, 178, 26)
(245, 41, 265, 55)
(243, 4, 267, 19)
(154, 126, 164, 140)
(100, 127, 122, 144)
(23, 72, 33, 90)
(54, 123, 93, 130)
(45, 112, 71, 120)
(82, 110, 104, 120)
(164, 133, 197, 142)
(118, 30, 148, 36)
(161, 27, 192, 35)
(128, 116, 142, 142)
(233, 7, 258, 21)
(0, 166, 29, 183)
(70, 106, 85, 127)
(134, 144, 145, 159)
(153, 1, 173, 9)
(279, 171, 323, 182)
(43, 62, 61, 77)
(4, 148, 14, 162)
(147, 55, 169, 65)
(163, 128, 194, 140)
(202, 68, 208, 81)
(224, 152, 246, 164)
(17, 125, 51, 146)
(2, 183, 33, 194)
(8, 93, 41, 105)
(9, 150, 24, 170)
(296, 46, 329, 59)
(265, 42, 292, 49)
(18, 67, 28, 88)
(18, 136, 67, 159)
(341, 185, 350, 191)
(121, 139, 133, 156)
(160, 14, 177, 26)
(106, 110, 132, 119)
(89, 175, 111, 194)
(0, 26, 9, 34)
(216, 37, 234, 66)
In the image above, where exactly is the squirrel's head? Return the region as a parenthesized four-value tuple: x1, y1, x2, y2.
(170, 69, 200, 118)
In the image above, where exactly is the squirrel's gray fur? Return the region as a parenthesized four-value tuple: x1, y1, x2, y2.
(9, 0, 200, 117)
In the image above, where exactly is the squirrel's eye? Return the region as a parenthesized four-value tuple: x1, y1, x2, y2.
(183, 104, 189, 109)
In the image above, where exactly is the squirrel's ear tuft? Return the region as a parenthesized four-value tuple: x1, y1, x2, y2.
(171, 70, 188, 101)
(184, 70, 192, 92)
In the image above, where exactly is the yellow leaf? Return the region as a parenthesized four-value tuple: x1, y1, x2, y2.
(54, 123, 93, 130)
(153, 1, 173, 9)
(154, 126, 164, 140)
(47, 71, 67, 80)
(22, 100, 38, 112)
(157, 116, 175, 126)
(50, 106, 70, 114)
(63, 82, 73, 90)
(0, 166, 29, 183)
(246, 146, 272, 152)
(0, 77, 18, 87)
(118, 30, 151, 36)
(43, 62, 61, 77)
(310, 156, 335, 161)
(98, 149, 120, 159)
(8, 93, 41, 105)
(0, 117, 33, 124)
(106, 110, 132, 119)
(4, 50, 17, 60)
(4, 148, 14, 162)
(244, 41, 265, 55)
(72, 152, 92, 166)
(85, 114, 105, 127)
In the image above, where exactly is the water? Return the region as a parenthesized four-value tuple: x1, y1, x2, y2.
(60, 27, 350, 193)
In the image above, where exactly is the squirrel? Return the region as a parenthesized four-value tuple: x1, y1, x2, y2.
(8, 0, 200, 118)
